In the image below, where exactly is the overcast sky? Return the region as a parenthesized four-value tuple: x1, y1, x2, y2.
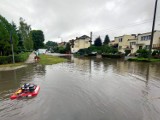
(0, 0, 160, 43)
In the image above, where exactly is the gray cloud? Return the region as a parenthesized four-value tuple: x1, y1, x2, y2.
(0, 0, 160, 42)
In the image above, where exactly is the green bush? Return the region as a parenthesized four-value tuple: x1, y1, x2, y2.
(102, 54, 124, 58)
(102, 45, 118, 54)
(76, 48, 89, 55)
(136, 49, 149, 58)
(0, 52, 30, 65)
(17, 52, 30, 62)
(88, 45, 118, 55)
(0, 56, 12, 64)
(152, 50, 160, 59)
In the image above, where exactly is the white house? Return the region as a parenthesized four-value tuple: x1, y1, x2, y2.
(71, 35, 91, 53)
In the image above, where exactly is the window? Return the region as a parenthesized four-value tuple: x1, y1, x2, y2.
(141, 35, 151, 41)
(119, 38, 122, 42)
(130, 42, 136, 45)
(148, 35, 151, 40)
(130, 42, 136, 48)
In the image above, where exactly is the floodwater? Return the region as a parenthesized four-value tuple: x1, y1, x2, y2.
(0, 55, 160, 120)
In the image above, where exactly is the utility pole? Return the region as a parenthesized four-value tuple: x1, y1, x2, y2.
(148, 0, 158, 60)
(89, 32, 92, 46)
(10, 31, 15, 64)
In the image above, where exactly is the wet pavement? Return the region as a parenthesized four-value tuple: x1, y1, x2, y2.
(25, 52, 36, 64)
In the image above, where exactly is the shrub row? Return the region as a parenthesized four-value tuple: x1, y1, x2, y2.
(0, 52, 30, 65)
(102, 54, 124, 58)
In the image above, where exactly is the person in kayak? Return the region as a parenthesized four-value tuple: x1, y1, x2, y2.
(15, 89, 22, 95)
(21, 83, 30, 92)
(21, 83, 36, 93)
(10, 83, 40, 100)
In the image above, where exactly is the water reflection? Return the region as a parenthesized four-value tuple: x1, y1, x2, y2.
(72, 57, 160, 83)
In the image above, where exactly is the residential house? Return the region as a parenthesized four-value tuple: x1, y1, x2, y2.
(58, 42, 67, 48)
(109, 40, 118, 49)
(115, 34, 136, 54)
(110, 30, 160, 55)
(128, 38, 138, 53)
(71, 35, 91, 53)
(137, 30, 160, 50)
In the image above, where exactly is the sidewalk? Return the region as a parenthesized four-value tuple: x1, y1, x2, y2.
(25, 52, 36, 64)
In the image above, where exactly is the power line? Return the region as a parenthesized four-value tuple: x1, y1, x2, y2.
(93, 17, 160, 34)
(64, 16, 160, 40)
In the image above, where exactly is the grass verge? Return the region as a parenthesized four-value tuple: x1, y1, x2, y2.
(128, 58, 160, 62)
(39, 54, 67, 65)
(0, 63, 24, 68)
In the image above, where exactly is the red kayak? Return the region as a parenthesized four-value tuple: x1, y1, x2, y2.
(10, 85, 40, 100)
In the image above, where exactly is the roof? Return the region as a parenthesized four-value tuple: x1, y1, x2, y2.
(114, 34, 133, 38)
(76, 35, 90, 40)
(137, 30, 160, 36)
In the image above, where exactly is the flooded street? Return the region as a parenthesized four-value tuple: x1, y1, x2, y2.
(0, 56, 160, 120)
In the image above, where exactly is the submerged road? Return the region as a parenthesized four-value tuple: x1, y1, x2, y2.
(0, 56, 160, 120)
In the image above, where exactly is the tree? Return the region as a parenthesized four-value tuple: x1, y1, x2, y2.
(65, 42, 71, 53)
(94, 36, 102, 46)
(23, 34, 33, 51)
(17, 31, 24, 52)
(45, 41, 58, 52)
(103, 35, 110, 45)
(46, 41, 57, 47)
(18, 17, 33, 51)
(0, 15, 18, 56)
(11, 21, 24, 53)
(102, 45, 118, 54)
(58, 46, 65, 53)
(30, 30, 45, 50)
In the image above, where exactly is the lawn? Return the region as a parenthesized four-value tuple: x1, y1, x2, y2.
(39, 54, 67, 65)
(128, 58, 160, 62)
(0, 63, 24, 68)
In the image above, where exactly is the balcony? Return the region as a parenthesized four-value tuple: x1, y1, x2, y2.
(152, 44, 160, 49)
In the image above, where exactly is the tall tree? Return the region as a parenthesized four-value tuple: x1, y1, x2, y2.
(94, 36, 102, 46)
(45, 41, 57, 51)
(11, 21, 24, 53)
(30, 30, 45, 50)
(45, 41, 57, 47)
(103, 35, 110, 45)
(23, 33, 33, 51)
(18, 17, 33, 51)
(65, 42, 71, 53)
(0, 15, 18, 56)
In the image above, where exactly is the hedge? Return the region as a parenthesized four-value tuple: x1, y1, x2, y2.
(102, 54, 124, 58)
(0, 52, 30, 65)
